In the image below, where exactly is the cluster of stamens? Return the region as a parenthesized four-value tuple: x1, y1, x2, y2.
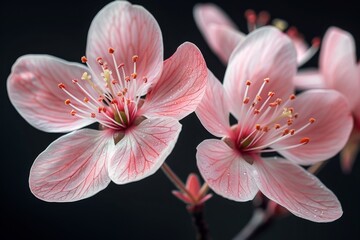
(234, 78, 315, 155)
(58, 48, 148, 130)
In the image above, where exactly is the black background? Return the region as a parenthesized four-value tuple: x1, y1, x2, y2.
(1, 0, 360, 239)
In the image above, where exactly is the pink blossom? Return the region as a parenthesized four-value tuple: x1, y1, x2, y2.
(7, 1, 207, 202)
(193, 3, 319, 66)
(195, 26, 353, 222)
(172, 173, 212, 208)
(294, 27, 360, 173)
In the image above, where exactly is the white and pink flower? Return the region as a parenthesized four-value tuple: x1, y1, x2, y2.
(294, 26, 360, 173)
(195, 26, 353, 222)
(7, 1, 207, 202)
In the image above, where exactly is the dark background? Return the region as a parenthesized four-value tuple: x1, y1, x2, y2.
(1, 0, 359, 239)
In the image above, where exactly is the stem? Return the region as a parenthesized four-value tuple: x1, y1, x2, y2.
(161, 163, 197, 204)
(189, 204, 211, 240)
(232, 208, 272, 240)
(161, 163, 211, 240)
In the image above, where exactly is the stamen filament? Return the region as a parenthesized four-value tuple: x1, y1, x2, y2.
(257, 141, 308, 153)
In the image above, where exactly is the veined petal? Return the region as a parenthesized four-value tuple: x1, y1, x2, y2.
(224, 27, 296, 119)
(7, 55, 95, 133)
(274, 90, 353, 165)
(108, 117, 181, 184)
(196, 139, 258, 201)
(86, 1, 163, 87)
(320, 27, 359, 110)
(140, 42, 207, 120)
(294, 69, 326, 89)
(253, 157, 342, 222)
(195, 70, 232, 138)
(29, 129, 114, 202)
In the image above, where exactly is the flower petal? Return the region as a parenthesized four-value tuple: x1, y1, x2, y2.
(202, 23, 245, 64)
(253, 157, 343, 222)
(224, 27, 296, 119)
(193, 3, 238, 30)
(29, 129, 113, 202)
(320, 27, 359, 110)
(290, 36, 309, 64)
(196, 139, 258, 201)
(172, 190, 192, 204)
(294, 69, 326, 89)
(86, 1, 163, 88)
(194, 3, 242, 63)
(195, 70, 232, 138)
(186, 173, 201, 196)
(273, 90, 353, 165)
(7, 55, 95, 132)
(108, 117, 181, 184)
(352, 63, 360, 125)
(140, 42, 207, 120)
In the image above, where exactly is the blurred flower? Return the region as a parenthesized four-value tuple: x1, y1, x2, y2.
(7, 1, 207, 202)
(193, 3, 319, 66)
(172, 173, 212, 209)
(195, 26, 353, 222)
(294, 27, 360, 173)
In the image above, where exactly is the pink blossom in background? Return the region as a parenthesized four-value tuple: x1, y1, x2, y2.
(294, 27, 360, 173)
(193, 3, 319, 66)
(195, 26, 353, 222)
(7, 1, 207, 202)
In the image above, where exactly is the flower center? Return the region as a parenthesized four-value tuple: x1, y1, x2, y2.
(230, 79, 315, 161)
(58, 48, 149, 132)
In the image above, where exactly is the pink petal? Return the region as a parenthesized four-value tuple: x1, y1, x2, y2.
(253, 157, 343, 222)
(194, 3, 241, 63)
(86, 1, 163, 88)
(196, 139, 258, 201)
(186, 173, 201, 196)
(291, 37, 309, 63)
(140, 42, 207, 120)
(108, 117, 181, 184)
(224, 27, 296, 119)
(7, 55, 95, 132)
(320, 27, 359, 110)
(193, 3, 238, 30)
(198, 193, 213, 205)
(274, 89, 353, 165)
(202, 23, 245, 64)
(172, 190, 192, 204)
(29, 129, 113, 202)
(352, 63, 360, 124)
(294, 69, 326, 89)
(195, 70, 232, 138)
